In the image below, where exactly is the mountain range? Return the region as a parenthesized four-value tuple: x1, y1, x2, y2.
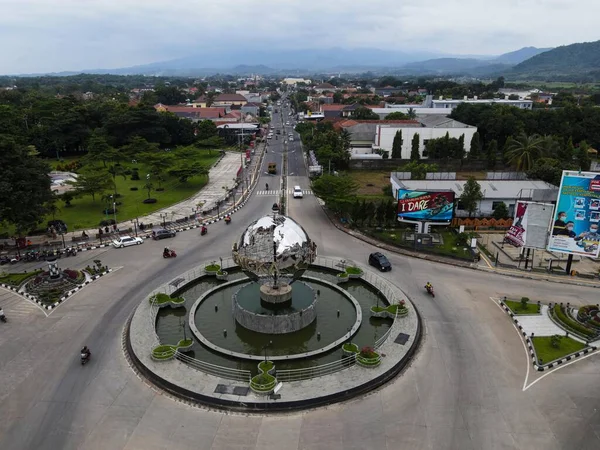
(14, 41, 600, 81)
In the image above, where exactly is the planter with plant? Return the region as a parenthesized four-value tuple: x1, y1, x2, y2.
(342, 342, 359, 356)
(336, 271, 349, 283)
(356, 346, 382, 367)
(250, 360, 277, 394)
(151, 345, 176, 361)
(370, 300, 408, 318)
(216, 270, 229, 281)
(204, 262, 221, 275)
(177, 338, 194, 352)
(345, 266, 364, 279)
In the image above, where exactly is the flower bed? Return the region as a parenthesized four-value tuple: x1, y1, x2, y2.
(345, 266, 363, 278)
(370, 301, 408, 318)
(577, 305, 600, 331)
(552, 304, 597, 339)
(0, 270, 43, 287)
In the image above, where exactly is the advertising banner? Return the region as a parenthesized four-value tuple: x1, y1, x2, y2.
(505, 201, 553, 249)
(397, 190, 455, 222)
(547, 171, 600, 258)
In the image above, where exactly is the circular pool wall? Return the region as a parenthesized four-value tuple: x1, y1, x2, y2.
(233, 281, 317, 334)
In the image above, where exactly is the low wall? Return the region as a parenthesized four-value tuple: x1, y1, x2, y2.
(233, 297, 317, 334)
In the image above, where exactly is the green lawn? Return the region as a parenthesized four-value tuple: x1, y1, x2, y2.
(532, 336, 586, 364)
(504, 300, 540, 315)
(372, 230, 473, 260)
(0, 270, 42, 287)
(41, 153, 219, 231)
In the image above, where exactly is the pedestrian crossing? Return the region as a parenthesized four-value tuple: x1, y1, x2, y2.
(255, 189, 313, 196)
(0, 288, 46, 321)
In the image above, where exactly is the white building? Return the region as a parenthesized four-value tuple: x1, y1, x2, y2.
(281, 78, 311, 85)
(390, 174, 558, 217)
(370, 107, 450, 119)
(431, 96, 533, 110)
(371, 116, 477, 159)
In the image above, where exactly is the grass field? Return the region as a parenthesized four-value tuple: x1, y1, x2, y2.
(2, 152, 220, 234)
(372, 229, 473, 260)
(504, 299, 540, 315)
(347, 171, 391, 196)
(532, 336, 586, 364)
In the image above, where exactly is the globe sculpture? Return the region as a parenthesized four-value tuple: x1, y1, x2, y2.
(231, 214, 319, 334)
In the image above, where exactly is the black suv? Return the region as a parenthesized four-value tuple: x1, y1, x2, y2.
(152, 228, 176, 240)
(368, 252, 391, 272)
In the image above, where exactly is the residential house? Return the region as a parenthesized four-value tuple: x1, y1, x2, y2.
(241, 102, 262, 117)
(313, 82, 337, 93)
(191, 93, 247, 108)
(430, 96, 533, 110)
(153, 104, 228, 122)
(282, 78, 311, 85)
(374, 86, 405, 97)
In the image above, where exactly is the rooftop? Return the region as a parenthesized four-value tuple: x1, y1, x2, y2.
(395, 179, 557, 199)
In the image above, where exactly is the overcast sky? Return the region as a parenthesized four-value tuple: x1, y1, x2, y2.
(1, 0, 598, 74)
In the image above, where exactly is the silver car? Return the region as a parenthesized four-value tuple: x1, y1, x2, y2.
(112, 236, 143, 248)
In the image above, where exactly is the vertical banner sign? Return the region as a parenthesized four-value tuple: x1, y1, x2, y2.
(547, 171, 600, 258)
(505, 201, 528, 247)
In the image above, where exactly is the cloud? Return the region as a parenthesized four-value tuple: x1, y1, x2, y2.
(0, 0, 599, 73)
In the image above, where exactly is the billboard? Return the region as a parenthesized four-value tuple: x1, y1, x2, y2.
(504, 201, 554, 249)
(397, 190, 455, 222)
(547, 171, 600, 258)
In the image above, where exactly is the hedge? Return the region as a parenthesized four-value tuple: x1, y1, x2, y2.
(553, 305, 596, 338)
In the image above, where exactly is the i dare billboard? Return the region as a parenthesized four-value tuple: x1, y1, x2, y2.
(397, 190, 455, 222)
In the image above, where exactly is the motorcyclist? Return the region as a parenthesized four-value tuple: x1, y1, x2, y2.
(0, 308, 5, 320)
(163, 247, 170, 256)
(224, 215, 231, 223)
(201, 225, 207, 234)
(81, 346, 90, 358)
(265, 183, 269, 190)
(425, 282, 433, 292)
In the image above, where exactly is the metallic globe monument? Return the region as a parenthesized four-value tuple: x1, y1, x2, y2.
(231, 214, 318, 334)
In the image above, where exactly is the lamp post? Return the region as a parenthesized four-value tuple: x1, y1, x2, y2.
(262, 340, 273, 363)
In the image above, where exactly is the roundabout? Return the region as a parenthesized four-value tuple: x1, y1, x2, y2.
(125, 214, 421, 410)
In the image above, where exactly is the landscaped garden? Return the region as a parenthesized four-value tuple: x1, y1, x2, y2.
(551, 304, 599, 339)
(531, 335, 586, 364)
(371, 229, 475, 260)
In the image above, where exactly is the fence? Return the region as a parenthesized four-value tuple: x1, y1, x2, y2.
(175, 351, 251, 383)
(276, 354, 357, 382)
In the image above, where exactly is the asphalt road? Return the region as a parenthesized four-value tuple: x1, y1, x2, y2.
(1, 98, 599, 449)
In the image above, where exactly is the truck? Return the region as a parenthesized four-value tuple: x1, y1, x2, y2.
(268, 162, 277, 174)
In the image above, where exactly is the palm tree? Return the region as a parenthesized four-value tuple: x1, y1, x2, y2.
(504, 133, 544, 171)
(339, 129, 351, 151)
(407, 107, 417, 119)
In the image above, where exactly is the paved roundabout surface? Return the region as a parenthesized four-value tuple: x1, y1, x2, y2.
(1, 103, 600, 449)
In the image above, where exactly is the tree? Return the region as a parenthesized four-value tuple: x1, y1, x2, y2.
(410, 133, 420, 160)
(504, 133, 543, 171)
(375, 201, 387, 226)
(406, 107, 417, 119)
(205, 91, 218, 107)
(0, 137, 53, 234)
(121, 136, 159, 159)
(391, 130, 403, 159)
(577, 141, 592, 171)
(311, 174, 358, 214)
(558, 137, 575, 164)
(402, 161, 438, 180)
(68, 168, 113, 203)
(526, 157, 564, 186)
(143, 181, 154, 199)
(352, 106, 379, 120)
(339, 129, 351, 152)
(333, 92, 343, 103)
(492, 202, 509, 219)
(486, 139, 498, 170)
(196, 120, 218, 140)
(143, 152, 173, 188)
(460, 177, 484, 217)
(85, 133, 116, 167)
(385, 111, 409, 120)
(168, 163, 208, 183)
(468, 132, 481, 160)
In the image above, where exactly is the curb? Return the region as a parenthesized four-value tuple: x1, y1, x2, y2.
(497, 299, 597, 371)
(320, 209, 599, 289)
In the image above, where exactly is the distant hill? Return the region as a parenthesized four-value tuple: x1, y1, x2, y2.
(495, 46, 553, 64)
(510, 40, 600, 81)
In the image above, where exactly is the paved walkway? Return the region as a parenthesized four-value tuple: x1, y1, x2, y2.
(514, 305, 585, 340)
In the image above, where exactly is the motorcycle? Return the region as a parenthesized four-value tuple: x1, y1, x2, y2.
(224, 216, 231, 225)
(163, 249, 177, 258)
(81, 351, 90, 365)
(425, 285, 435, 298)
(201, 227, 208, 236)
(0, 314, 7, 323)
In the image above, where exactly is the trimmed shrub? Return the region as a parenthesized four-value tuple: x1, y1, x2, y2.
(553, 304, 596, 338)
(143, 198, 157, 204)
(130, 187, 138, 191)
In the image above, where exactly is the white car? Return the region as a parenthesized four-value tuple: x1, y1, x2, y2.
(289, 137, 294, 141)
(293, 186, 303, 198)
(285, 121, 290, 125)
(112, 236, 143, 248)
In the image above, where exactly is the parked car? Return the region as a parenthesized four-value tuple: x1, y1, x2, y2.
(293, 186, 303, 198)
(152, 228, 176, 240)
(368, 252, 392, 271)
(112, 236, 143, 248)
